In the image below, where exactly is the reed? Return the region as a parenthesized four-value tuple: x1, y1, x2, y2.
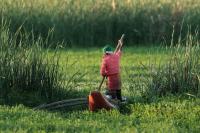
(135, 32, 200, 100)
(0, 20, 66, 106)
(1, 0, 200, 47)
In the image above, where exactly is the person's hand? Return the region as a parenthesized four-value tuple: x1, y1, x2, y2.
(114, 34, 124, 53)
(118, 40, 122, 46)
(102, 74, 107, 77)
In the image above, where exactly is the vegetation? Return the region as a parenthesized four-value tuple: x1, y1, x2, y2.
(0, 42, 200, 132)
(128, 33, 200, 100)
(146, 34, 200, 97)
(0, 95, 200, 132)
(0, 20, 67, 106)
(1, 0, 200, 46)
(0, 0, 200, 132)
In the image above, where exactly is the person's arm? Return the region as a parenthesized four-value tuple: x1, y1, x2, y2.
(114, 40, 122, 53)
(114, 34, 125, 53)
(100, 58, 107, 77)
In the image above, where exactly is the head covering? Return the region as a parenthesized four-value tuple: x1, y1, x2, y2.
(103, 45, 113, 54)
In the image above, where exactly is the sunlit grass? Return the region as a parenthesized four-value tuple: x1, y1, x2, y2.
(0, 96, 199, 132)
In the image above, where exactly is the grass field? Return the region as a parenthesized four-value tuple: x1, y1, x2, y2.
(1, 97, 199, 132)
(1, 47, 200, 132)
(1, 0, 200, 132)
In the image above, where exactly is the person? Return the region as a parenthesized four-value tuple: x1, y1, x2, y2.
(100, 38, 124, 101)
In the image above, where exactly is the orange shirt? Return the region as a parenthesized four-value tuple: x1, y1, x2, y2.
(100, 51, 121, 76)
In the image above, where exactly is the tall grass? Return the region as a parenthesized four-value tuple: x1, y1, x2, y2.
(1, 0, 200, 47)
(130, 32, 200, 100)
(0, 20, 66, 106)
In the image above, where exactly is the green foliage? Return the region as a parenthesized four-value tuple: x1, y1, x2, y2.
(145, 34, 200, 98)
(0, 44, 199, 132)
(0, 20, 66, 106)
(0, 20, 199, 132)
(0, 96, 200, 132)
(1, 0, 200, 47)
(126, 33, 200, 100)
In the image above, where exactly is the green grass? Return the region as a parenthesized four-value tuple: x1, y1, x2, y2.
(1, 0, 200, 46)
(0, 21, 68, 106)
(0, 96, 199, 132)
(1, 47, 200, 132)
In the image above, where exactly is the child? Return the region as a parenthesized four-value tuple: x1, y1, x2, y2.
(100, 38, 124, 101)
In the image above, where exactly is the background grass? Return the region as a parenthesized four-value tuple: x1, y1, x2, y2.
(1, 0, 200, 47)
